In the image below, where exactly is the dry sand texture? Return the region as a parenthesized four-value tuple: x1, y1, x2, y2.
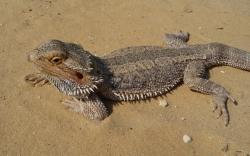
(0, 0, 250, 155)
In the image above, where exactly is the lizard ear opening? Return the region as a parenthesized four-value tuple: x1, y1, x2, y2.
(76, 72, 83, 79)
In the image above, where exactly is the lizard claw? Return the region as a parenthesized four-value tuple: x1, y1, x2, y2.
(228, 95, 237, 105)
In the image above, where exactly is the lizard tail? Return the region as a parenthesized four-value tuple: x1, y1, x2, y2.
(210, 43, 250, 71)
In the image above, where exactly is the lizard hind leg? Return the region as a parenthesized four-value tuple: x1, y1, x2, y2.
(162, 30, 190, 48)
(183, 61, 236, 125)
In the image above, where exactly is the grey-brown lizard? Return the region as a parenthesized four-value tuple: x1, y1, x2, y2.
(25, 31, 250, 125)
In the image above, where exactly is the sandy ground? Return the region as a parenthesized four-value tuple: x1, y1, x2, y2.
(1, 0, 250, 155)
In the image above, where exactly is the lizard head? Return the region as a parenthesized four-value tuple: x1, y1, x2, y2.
(28, 40, 103, 98)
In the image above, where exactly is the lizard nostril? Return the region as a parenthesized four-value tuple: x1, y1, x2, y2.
(76, 72, 83, 79)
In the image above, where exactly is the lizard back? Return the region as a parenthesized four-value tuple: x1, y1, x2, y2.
(99, 45, 208, 100)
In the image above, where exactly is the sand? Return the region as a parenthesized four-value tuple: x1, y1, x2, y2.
(0, 0, 250, 155)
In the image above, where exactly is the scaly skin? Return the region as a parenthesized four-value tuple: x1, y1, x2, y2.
(25, 31, 250, 125)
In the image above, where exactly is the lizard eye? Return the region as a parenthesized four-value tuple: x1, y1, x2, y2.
(51, 56, 62, 64)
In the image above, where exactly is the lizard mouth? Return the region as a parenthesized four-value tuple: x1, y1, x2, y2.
(45, 70, 97, 98)
(45, 73, 96, 98)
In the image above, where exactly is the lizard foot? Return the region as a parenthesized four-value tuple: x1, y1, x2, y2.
(163, 30, 190, 48)
(62, 97, 84, 113)
(62, 94, 108, 121)
(173, 30, 190, 42)
(211, 94, 236, 126)
(25, 74, 48, 86)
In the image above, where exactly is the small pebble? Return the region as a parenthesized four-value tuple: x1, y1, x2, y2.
(181, 117, 186, 121)
(220, 71, 225, 73)
(159, 100, 168, 107)
(183, 134, 192, 143)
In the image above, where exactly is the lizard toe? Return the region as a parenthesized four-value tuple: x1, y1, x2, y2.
(212, 96, 229, 125)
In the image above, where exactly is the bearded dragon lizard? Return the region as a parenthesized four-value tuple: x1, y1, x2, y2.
(25, 31, 250, 125)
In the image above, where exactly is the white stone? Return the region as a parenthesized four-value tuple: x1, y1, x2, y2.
(183, 134, 192, 143)
(159, 100, 168, 107)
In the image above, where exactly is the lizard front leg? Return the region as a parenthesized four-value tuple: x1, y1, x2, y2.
(183, 61, 236, 125)
(62, 93, 108, 121)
